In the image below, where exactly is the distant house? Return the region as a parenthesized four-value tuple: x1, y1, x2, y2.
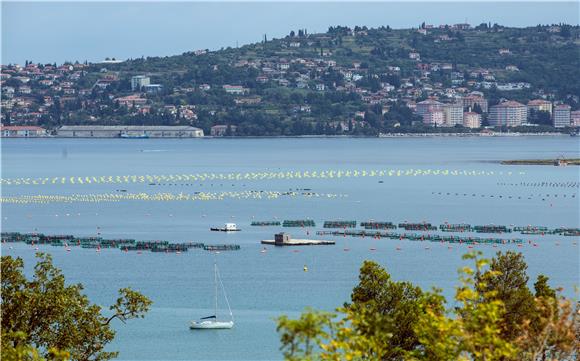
(143, 84, 163, 94)
(409, 52, 421, 61)
(114, 95, 147, 107)
(223, 85, 249, 95)
(210, 125, 237, 136)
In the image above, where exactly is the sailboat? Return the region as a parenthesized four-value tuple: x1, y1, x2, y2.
(190, 260, 234, 329)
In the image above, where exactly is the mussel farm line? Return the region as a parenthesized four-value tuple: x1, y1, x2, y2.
(0, 232, 241, 253)
(0, 168, 519, 187)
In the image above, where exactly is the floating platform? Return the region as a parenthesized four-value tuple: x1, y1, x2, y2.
(261, 239, 335, 246)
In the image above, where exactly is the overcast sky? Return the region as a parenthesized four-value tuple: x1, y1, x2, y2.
(2, 1, 579, 65)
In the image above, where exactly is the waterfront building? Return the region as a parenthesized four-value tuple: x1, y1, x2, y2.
(488, 101, 527, 127)
(423, 110, 445, 127)
(0, 125, 47, 137)
(210, 125, 237, 136)
(527, 99, 553, 115)
(443, 103, 464, 126)
(463, 112, 481, 129)
(462, 94, 488, 113)
(553, 104, 571, 128)
(416, 99, 444, 117)
(571, 111, 580, 127)
(56, 125, 204, 138)
(131, 75, 150, 91)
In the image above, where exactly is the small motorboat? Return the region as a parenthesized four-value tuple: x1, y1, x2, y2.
(210, 223, 241, 232)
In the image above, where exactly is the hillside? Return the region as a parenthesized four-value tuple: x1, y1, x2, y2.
(2, 23, 579, 135)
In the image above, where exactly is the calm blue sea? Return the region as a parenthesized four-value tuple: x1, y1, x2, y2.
(1, 137, 579, 361)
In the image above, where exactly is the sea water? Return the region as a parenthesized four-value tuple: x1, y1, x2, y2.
(1, 137, 579, 360)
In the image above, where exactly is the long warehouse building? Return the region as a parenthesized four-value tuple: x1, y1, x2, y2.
(56, 125, 204, 138)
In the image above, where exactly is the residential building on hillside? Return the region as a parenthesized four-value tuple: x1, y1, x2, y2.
(416, 99, 444, 117)
(488, 101, 527, 127)
(463, 112, 481, 129)
(443, 103, 464, 126)
(114, 95, 147, 107)
(527, 99, 553, 115)
(423, 110, 445, 127)
(462, 94, 488, 113)
(553, 104, 571, 128)
(131, 75, 150, 91)
(223, 85, 249, 95)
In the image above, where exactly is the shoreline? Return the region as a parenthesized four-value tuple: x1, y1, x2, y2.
(0, 132, 573, 140)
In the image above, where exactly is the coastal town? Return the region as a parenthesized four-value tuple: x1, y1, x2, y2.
(1, 23, 579, 137)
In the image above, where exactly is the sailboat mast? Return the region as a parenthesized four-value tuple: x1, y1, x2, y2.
(214, 260, 218, 318)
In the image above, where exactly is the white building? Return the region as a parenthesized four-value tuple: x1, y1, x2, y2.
(443, 103, 464, 126)
(553, 104, 571, 128)
(423, 111, 445, 127)
(131, 75, 150, 91)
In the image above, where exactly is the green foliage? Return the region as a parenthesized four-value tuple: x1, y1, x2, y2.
(348, 260, 426, 359)
(475, 251, 536, 341)
(276, 252, 579, 361)
(1, 253, 152, 361)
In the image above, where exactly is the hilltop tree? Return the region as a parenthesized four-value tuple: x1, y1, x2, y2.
(1, 253, 152, 361)
(277, 252, 579, 361)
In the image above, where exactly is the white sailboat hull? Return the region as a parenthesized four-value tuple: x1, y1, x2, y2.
(190, 320, 234, 329)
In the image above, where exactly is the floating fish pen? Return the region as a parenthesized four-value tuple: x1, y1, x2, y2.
(398, 223, 437, 231)
(203, 244, 241, 251)
(553, 228, 580, 236)
(360, 222, 397, 230)
(439, 224, 472, 232)
(323, 221, 357, 228)
(318, 230, 523, 245)
(150, 244, 189, 253)
(1, 232, 240, 253)
(513, 226, 549, 232)
(473, 225, 512, 233)
(251, 221, 281, 226)
(283, 220, 316, 227)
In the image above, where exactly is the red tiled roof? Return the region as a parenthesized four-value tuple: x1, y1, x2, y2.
(0, 126, 45, 131)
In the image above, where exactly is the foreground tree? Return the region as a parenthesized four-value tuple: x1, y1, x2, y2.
(1, 253, 152, 361)
(277, 252, 579, 360)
